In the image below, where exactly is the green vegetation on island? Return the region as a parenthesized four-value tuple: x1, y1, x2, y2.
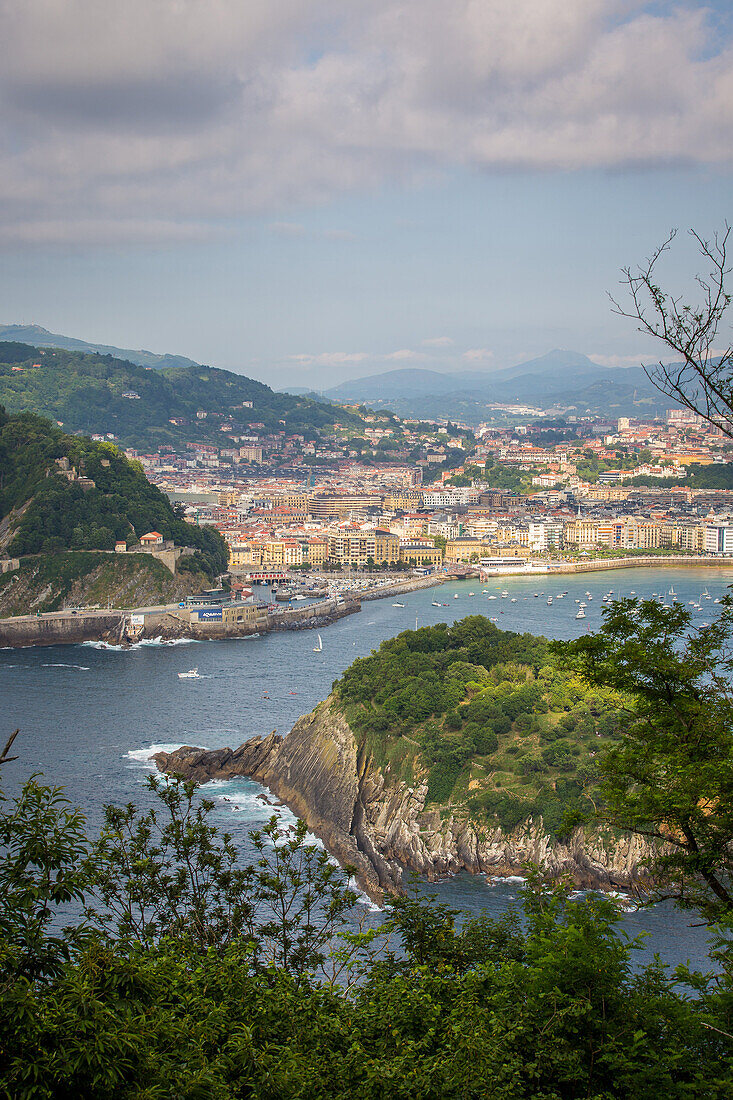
(0, 342, 361, 448)
(2, 599, 733, 1095)
(337, 616, 626, 839)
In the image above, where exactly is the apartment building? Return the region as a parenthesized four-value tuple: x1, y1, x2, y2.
(398, 542, 443, 567)
(528, 522, 564, 553)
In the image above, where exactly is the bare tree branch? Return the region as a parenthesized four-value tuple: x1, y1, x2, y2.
(610, 224, 733, 437)
(0, 729, 19, 767)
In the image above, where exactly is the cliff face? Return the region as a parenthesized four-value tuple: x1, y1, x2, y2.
(155, 694, 652, 904)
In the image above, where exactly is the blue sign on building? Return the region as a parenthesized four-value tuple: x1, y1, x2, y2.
(197, 608, 223, 621)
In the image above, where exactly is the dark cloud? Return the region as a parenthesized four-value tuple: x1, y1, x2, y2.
(0, 1, 731, 247)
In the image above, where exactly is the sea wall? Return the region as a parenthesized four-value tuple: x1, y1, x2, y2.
(0, 612, 125, 648)
(359, 575, 444, 602)
(155, 695, 653, 904)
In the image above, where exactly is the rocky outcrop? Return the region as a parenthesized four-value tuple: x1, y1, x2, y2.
(155, 695, 654, 904)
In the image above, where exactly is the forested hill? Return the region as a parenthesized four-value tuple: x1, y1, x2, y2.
(337, 616, 626, 839)
(0, 407, 227, 577)
(0, 342, 356, 448)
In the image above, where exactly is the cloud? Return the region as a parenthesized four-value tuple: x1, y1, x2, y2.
(288, 351, 370, 366)
(0, 2, 732, 246)
(463, 348, 494, 362)
(384, 349, 423, 360)
(588, 353, 647, 368)
(422, 336, 453, 347)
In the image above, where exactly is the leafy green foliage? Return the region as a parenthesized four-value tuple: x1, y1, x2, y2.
(337, 616, 625, 831)
(1, 768, 732, 1099)
(556, 598, 733, 921)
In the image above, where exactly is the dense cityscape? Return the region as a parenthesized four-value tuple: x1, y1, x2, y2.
(133, 405, 733, 576)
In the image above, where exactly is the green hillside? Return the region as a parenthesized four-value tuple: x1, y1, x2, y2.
(0, 407, 227, 578)
(0, 342, 358, 448)
(337, 616, 626, 838)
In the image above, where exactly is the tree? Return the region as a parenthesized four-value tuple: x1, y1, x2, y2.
(555, 599, 733, 922)
(613, 224, 733, 436)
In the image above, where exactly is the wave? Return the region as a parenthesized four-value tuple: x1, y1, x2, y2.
(82, 637, 197, 651)
(125, 742, 193, 768)
(42, 662, 90, 670)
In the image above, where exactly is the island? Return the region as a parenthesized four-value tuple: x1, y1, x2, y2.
(156, 615, 651, 902)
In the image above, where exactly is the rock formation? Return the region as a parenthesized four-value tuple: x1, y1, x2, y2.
(155, 694, 652, 904)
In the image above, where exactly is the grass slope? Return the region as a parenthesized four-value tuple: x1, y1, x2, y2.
(0, 552, 211, 617)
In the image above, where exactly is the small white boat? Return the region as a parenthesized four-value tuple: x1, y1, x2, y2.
(669, 586, 676, 596)
(575, 609, 585, 619)
(392, 602, 405, 607)
(178, 668, 200, 679)
(468, 592, 475, 596)
(313, 634, 323, 652)
(432, 601, 442, 607)
(547, 596, 553, 605)
(453, 594, 459, 599)
(511, 598, 517, 603)
(487, 594, 497, 600)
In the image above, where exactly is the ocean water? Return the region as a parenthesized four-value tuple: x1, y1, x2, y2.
(2, 565, 731, 971)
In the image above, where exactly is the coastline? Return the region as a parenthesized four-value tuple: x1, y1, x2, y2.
(0, 573, 442, 649)
(1, 558, 730, 650)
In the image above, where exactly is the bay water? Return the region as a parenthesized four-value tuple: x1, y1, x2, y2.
(2, 565, 731, 972)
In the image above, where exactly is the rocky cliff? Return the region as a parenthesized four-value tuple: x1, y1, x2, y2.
(155, 694, 653, 904)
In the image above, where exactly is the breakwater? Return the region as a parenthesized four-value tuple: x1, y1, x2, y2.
(0, 596, 360, 649)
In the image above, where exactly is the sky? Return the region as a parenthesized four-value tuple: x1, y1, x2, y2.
(1, 0, 732, 391)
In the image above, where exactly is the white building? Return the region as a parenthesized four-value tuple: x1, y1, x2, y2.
(704, 525, 733, 555)
(528, 522, 564, 553)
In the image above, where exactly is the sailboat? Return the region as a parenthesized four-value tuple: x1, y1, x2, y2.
(313, 634, 323, 653)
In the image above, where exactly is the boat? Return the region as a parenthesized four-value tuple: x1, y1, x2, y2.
(454, 594, 459, 599)
(313, 634, 323, 652)
(392, 602, 405, 607)
(575, 609, 585, 619)
(468, 592, 475, 596)
(501, 591, 509, 598)
(178, 668, 200, 679)
(702, 587, 710, 597)
(487, 595, 497, 600)
(432, 601, 442, 607)
(547, 596, 553, 605)
(511, 598, 517, 603)
(669, 586, 676, 596)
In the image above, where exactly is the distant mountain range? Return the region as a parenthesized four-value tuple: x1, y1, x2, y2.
(318, 350, 672, 422)
(0, 324, 200, 371)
